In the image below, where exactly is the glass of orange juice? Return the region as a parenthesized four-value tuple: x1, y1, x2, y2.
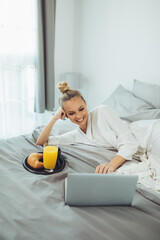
(43, 145, 58, 171)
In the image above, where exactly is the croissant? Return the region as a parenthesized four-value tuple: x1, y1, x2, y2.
(27, 153, 44, 169)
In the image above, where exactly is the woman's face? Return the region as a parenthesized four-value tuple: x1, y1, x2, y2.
(63, 96, 88, 132)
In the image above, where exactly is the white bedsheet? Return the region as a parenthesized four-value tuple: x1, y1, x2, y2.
(117, 119, 160, 192)
(116, 153, 160, 192)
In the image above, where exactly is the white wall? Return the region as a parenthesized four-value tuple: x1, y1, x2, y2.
(55, 0, 160, 110)
(54, 0, 75, 109)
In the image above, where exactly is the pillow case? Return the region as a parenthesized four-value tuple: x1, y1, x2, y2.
(132, 79, 160, 109)
(31, 119, 77, 142)
(103, 85, 160, 122)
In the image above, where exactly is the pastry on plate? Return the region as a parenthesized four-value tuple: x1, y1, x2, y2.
(27, 153, 44, 169)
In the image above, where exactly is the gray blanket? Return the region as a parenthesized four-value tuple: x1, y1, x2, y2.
(0, 134, 160, 240)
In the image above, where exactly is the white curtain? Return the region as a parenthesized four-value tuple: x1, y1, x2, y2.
(0, 0, 38, 139)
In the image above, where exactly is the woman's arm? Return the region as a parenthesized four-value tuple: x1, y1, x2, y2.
(36, 107, 65, 146)
(95, 155, 126, 174)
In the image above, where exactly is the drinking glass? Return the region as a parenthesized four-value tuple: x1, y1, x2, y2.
(43, 145, 58, 172)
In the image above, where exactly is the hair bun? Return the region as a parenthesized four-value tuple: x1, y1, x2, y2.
(57, 81, 70, 94)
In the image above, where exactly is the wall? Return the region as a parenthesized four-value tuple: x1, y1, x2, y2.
(55, 0, 160, 110)
(54, 0, 75, 109)
(73, 0, 160, 109)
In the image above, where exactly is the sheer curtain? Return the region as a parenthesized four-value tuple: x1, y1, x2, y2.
(0, 0, 56, 139)
(0, 0, 45, 139)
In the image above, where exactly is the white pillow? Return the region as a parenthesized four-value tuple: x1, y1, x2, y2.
(31, 119, 77, 142)
(52, 118, 77, 135)
(132, 79, 160, 109)
(103, 85, 160, 122)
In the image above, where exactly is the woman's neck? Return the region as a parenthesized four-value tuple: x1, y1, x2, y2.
(80, 121, 88, 134)
(80, 127, 87, 134)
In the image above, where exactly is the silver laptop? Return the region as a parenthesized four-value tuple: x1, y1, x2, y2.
(65, 173, 138, 206)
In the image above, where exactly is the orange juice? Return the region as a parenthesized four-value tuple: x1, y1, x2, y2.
(43, 146, 58, 169)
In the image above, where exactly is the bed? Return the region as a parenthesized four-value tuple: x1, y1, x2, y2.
(1, 80, 160, 240)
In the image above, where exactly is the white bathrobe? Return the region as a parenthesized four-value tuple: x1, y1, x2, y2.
(49, 105, 139, 160)
(49, 105, 160, 192)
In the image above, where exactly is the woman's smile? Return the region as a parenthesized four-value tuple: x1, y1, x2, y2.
(76, 118, 84, 122)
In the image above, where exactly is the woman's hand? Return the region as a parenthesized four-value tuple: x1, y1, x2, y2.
(36, 107, 66, 146)
(95, 155, 126, 174)
(54, 107, 66, 120)
(95, 163, 115, 174)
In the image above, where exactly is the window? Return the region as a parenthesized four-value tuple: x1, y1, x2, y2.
(0, 0, 38, 138)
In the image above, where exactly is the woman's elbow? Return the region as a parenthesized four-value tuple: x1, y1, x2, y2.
(36, 140, 41, 146)
(36, 139, 48, 147)
(36, 139, 43, 146)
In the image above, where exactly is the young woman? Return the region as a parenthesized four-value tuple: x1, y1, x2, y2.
(36, 82, 160, 175)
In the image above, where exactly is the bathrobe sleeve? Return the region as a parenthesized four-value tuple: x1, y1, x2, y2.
(99, 105, 139, 160)
(48, 128, 79, 146)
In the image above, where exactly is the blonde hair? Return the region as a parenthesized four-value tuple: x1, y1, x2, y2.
(57, 81, 85, 107)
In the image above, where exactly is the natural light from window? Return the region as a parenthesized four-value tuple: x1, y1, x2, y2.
(0, 0, 50, 139)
